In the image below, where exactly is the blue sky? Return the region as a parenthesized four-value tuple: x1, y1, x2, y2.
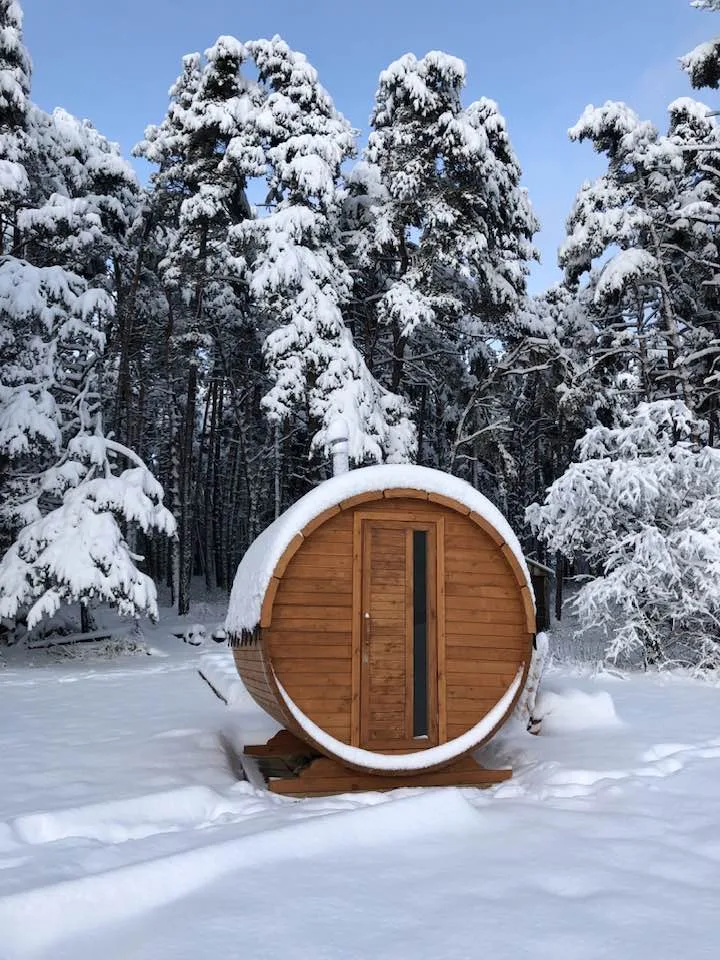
(23, 0, 716, 291)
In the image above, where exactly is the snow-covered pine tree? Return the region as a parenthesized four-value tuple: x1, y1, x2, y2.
(0, 0, 175, 637)
(233, 37, 415, 466)
(491, 285, 606, 541)
(560, 99, 720, 422)
(0, 0, 31, 254)
(681, 0, 720, 89)
(137, 38, 272, 610)
(343, 52, 537, 477)
(528, 400, 720, 669)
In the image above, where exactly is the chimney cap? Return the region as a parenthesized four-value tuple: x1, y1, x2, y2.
(327, 416, 349, 446)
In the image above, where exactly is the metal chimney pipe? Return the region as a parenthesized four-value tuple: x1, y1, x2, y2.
(327, 417, 350, 476)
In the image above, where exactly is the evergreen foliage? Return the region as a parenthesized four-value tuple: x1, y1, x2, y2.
(4, 0, 720, 668)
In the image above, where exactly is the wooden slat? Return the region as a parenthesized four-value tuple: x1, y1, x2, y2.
(447, 592, 524, 612)
(446, 643, 530, 663)
(339, 491, 383, 510)
(284, 555, 353, 576)
(446, 620, 529, 636)
(271, 608, 353, 625)
(501, 542, 530, 589)
(444, 569, 518, 587)
(284, 683, 352, 699)
(444, 532, 502, 552)
(446, 622, 531, 639)
(445, 582, 518, 600)
(383, 488, 429, 500)
(298, 525, 354, 545)
(520, 585, 537, 634)
(273, 533, 304, 579)
(445, 546, 508, 566)
(272, 659, 351, 678)
(274, 591, 352, 608)
(446, 608, 526, 625)
(445, 659, 520, 676)
(259, 575, 281, 628)
(294, 539, 353, 557)
(271, 643, 349, 660)
(237, 665, 270, 683)
(428, 492, 471, 514)
(468, 510, 506, 547)
(301, 504, 341, 537)
(279, 574, 352, 591)
(290, 697, 353, 712)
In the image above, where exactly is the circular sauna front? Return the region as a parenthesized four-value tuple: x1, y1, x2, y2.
(226, 465, 535, 776)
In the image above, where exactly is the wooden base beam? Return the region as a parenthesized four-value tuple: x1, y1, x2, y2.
(243, 729, 318, 759)
(267, 755, 511, 797)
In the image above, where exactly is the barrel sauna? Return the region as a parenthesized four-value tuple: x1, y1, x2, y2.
(226, 464, 535, 795)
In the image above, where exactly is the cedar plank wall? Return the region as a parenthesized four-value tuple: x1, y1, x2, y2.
(231, 645, 286, 727)
(442, 510, 529, 739)
(234, 495, 532, 752)
(265, 509, 354, 742)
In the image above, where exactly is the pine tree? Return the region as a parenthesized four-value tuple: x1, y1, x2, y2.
(0, 1, 175, 637)
(237, 37, 415, 466)
(560, 99, 720, 423)
(0, 0, 31, 253)
(528, 400, 720, 669)
(136, 38, 261, 612)
(681, 0, 720, 89)
(343, 51, 537, 476)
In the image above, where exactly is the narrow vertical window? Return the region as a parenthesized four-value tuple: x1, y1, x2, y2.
(412, 530, 428, 737)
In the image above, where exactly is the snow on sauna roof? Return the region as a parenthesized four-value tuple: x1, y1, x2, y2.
(226, 464, 532, 634)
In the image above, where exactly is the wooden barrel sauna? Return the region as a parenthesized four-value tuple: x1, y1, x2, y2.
(226, 464, 535, 794)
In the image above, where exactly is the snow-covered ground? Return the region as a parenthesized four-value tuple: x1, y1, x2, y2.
(1, 616, 720, 959)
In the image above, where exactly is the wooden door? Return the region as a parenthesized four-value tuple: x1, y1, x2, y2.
(358, 519, 438, 750)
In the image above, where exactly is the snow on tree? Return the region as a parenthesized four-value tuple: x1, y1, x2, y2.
(0, 255, 177, 627)
(0, 1, 176, 633)
(232, 37, 415, 465)
(528, 400, 720, 669)
(0, 0, 31, 245)
(342, 51, 537, 475)
(560, 99, 720, 419)
(135, 37, 267, 613)
(0, 431, 176, 628)
(681, 0, 720, 89)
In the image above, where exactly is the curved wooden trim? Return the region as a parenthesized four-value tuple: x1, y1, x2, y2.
(259, 576, 281, 629)
(501, 542, 532, 596)
(339, 491, 383, 510)
(519, 585, 537, 635)
(468, 510, 506, 548)
(274, 533, 304, 580)
(383, 488, 429, 500)
(302, 503, 341, 537)
(428, 492, 471, 514)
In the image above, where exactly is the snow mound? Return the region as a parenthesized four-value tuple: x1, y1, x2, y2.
(0, 790, 479, 956)
(198, 651, 250, 707)
(535, 687, 622, 734)
(12, 786, 244, 846)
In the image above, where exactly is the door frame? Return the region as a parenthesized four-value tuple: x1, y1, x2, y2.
(351, 510, 446, 750)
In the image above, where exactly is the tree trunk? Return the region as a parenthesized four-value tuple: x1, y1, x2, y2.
(178, 362, 197, 616)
